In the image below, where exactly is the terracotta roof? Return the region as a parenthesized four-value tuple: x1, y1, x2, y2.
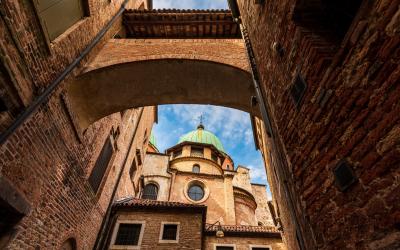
(114, 197, 206, 209)
(204, 224, 281, 238)
(123, 9, 241, 38)
(205, 224, 280, 234)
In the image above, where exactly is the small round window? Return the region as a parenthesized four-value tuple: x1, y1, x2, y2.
(188, 185, 204, 201)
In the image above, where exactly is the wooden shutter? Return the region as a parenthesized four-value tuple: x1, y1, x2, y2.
(36, 0, 84, 40)
(89, 137, 113, 193)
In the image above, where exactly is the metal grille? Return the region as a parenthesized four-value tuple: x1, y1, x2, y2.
(88, 137, 113, 193)
(114, 223, 141, 246)
(188, 185, 204, 201)
(162, 224, 178, 240)
(290, 75, 307, 107)
(142, 184, 158, 200)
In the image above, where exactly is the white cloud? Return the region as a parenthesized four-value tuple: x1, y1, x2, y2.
(167, 105, 253, 149)
(247, 164, 267, 183)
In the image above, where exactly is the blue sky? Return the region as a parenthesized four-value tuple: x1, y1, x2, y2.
(153, 0, 228, 9)
(153, 105, 271, 198)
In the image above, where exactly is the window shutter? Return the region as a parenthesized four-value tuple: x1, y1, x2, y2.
(88, 137, 113, 193)
(37, 0, 84, 40)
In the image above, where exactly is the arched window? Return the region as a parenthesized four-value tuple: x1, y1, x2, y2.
(188, 185, 204, 201)
(192, 164, 200, 173)
(142, 184, 158, 200)
(226, 164, 230, 170)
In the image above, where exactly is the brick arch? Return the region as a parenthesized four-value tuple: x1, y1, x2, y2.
(67, 39, 258, 129)
(82, 39, 250, 73)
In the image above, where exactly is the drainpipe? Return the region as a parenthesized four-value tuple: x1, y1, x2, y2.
(0, 0, 130, 145)
(93, 107, 144, 250)
(227, 1, 306, 249)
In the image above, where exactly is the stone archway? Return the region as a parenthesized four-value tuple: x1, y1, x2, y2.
(67, 39, 258, 129)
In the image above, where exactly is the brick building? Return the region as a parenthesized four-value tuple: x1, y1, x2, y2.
(0, 0, 399, 249)
(0, 0, 156, 249)
(105, 125, 285, 250)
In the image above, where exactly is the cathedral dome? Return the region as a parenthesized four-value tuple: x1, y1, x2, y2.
(149, 132, 157, 148)
(178, 124, 225, 153)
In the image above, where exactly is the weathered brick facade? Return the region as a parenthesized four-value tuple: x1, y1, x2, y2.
(243, 0, 400, 249)
(107, 201, 205, 250)
(1, 0, 398, 249)
(0, 0, 155, 249)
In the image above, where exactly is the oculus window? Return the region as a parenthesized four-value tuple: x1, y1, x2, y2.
(188, 185, 204, 201)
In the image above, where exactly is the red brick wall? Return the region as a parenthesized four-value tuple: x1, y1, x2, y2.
(240, 0, 400, 249)
(0, 0, 153, 248)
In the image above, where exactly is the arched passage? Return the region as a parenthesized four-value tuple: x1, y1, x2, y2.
(67, 39, 258, 129)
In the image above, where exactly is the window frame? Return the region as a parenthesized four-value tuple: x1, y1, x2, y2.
(184, 179, 209, 204)
(110, 220, 145, 249)
(190, 146, 204, 157)
(192, 164, 200, 173)
(141, 183, 159, 200)
(249, 245, 272, 250)
(88, 134, 115, 194)
(214, 244, 236, 250)
(159, 222, 180, 243)
(188, 184, 204, 201)
(32, 0, 88, 45)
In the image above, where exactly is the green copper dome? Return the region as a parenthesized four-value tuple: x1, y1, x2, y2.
(178, 124, 225, 153)
(149, 132, 157, 148)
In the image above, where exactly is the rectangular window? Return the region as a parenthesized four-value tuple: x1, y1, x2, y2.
(136, 149, 142, 165)
(35, 0, 85, 41)
(111, 221, 145, 247)
(191, 147, 204, 157)
(173, 149, 182, 158)
(0, 97, 7, 112)
(88, 137, 113, 193)
(0, 177, 31, 240)
(290, 75, 307, 107)
(216, 246, 235, 250)
(159, 222, 179, 243)
(211, 152, 218, 162)
(293, 0, 363, 42)
(250, 247, 271, 250)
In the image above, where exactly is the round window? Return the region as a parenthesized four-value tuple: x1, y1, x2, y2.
(188, 185, 204, 201)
